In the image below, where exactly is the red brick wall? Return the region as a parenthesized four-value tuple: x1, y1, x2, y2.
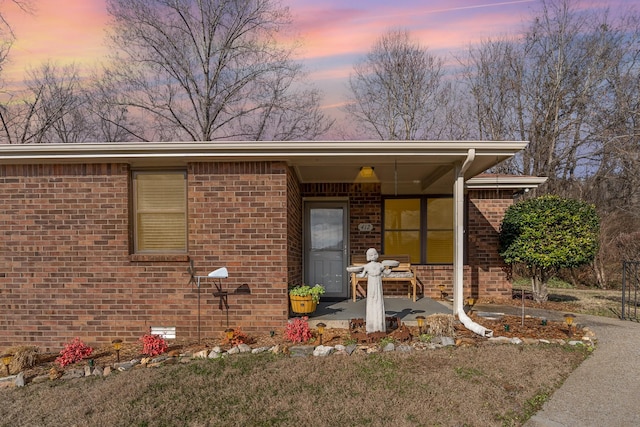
(187, 162, 289, 339)
(466, 189, 514, 298)
(286, 167, 303, 287)
(0, 162, 290, 352)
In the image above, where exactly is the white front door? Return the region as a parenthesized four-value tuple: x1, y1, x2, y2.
(304, 201, 349, 299)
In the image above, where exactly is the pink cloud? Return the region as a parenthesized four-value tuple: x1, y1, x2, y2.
(5, 0, 109, 80)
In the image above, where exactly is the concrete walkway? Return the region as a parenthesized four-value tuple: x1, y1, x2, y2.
(524, 313, 640, 427)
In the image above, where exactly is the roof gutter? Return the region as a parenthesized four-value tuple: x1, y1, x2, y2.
(454, 148, 493, 337)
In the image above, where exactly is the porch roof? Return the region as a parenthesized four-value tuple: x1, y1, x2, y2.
(0, 140, 532, 194)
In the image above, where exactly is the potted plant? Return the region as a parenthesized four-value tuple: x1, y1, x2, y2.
(289, 284, 325, 314)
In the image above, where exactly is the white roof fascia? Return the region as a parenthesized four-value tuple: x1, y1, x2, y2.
(466, 175, 548, 189)
(0, 141, 528, 163)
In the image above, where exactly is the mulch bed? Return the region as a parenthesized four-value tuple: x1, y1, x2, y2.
(9, 306, 585, 385)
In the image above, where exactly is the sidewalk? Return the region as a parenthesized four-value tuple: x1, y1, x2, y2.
(523, 313, 640, 427)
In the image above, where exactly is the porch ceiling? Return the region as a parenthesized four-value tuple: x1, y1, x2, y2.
(0, 140, 529, 195)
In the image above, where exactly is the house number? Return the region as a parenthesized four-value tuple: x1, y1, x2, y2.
(358, 223, 373, 232)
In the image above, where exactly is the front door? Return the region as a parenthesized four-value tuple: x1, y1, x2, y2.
(304, 201, 349, 299)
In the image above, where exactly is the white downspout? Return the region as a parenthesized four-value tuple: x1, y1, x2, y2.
(453, 149, 493, 337)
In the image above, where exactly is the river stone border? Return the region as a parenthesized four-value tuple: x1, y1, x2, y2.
(1, 326, 596, 388)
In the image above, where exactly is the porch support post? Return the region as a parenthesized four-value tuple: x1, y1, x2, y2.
(452, 150, 474, 316)
(453, 149, 493, 337)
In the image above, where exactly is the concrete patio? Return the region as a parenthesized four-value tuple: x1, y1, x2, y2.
(303, 297, 453, 329)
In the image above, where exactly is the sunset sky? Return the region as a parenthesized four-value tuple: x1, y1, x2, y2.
(2, 0, 634, 120)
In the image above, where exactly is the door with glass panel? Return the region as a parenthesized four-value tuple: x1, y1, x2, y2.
(304, 201, 348, 299)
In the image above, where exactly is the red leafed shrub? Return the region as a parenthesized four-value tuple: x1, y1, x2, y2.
(223, 328, 252, 346)
(140, 334, 168, 356)
(55, 337, 93, 368)
(284, 316, 312, 343)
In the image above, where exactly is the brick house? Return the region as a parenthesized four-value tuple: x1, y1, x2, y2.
(0, 141, 545, 351)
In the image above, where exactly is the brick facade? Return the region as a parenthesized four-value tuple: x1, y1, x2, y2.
(0, 162, 291, 352)
(466, 189, 514, 298)
(0, 162, 514, 351)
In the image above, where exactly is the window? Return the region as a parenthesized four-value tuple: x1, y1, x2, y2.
(383, 197, 454, 264)
(132, 171, 187, 253)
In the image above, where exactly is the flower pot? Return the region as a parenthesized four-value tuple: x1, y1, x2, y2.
(289, 294, 318, 314)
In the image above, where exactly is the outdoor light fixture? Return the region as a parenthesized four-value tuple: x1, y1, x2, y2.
(316, 322, 326, 345)
(1, 353, 12, 376)
(359, 166, 374, 178)
(564, 314, 576, 335)
(355, 166, 379, 183)
(225, 328, 235, 341)
(111, 339, 123, 363)
(438, 284, 446, 300)
(416, 316, 426, 335)
(466, 297, 476, 314)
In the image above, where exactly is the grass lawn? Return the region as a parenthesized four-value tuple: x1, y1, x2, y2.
(0, 340, 590, 426)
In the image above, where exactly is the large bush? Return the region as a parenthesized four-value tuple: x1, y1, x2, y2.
(499, 195, 599, 302)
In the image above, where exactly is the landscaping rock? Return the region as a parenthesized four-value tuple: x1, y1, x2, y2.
(208, 348, 222, 358)
(103, 366, 111, 376)
(440, 337, 456, 346)
(345, 344, 357, 355)
(313, 345, 334, 357)
(48, 368, 62, 380)
(151, 355, 169, 364)
(522, 338, 539, 345)
(227, 346, 240, 355)
(61, 369, 84, 380)
(396, 344, 413, 353)
(191, 350, 208, 359)
(0, 373, 23, 388)
(238, 344, 252, 353)
(382, 343, 395, 352)
(115, 360, 139, 371)
(289, 346, 315, 358)
(251, 346, 271, 354)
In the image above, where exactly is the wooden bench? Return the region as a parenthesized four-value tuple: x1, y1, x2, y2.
(349, 254, 418, 302)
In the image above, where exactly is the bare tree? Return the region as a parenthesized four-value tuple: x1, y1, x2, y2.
(0, 1, 35, 136)
(84, 68, 146, 142)
(0, 62, 79, 143)
(345, 29, 448, 140)
(461, 0, 640, 286)
(104, 0, 331, 141)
